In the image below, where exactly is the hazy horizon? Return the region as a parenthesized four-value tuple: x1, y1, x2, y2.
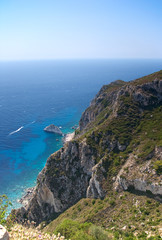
(0, 58, 162, 63)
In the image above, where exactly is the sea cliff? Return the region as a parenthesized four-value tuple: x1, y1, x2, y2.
(13, 71, 162, 225)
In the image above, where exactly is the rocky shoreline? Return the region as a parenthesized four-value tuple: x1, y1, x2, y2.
(18, 187, 35, 208)
(63, 132, 75, 143)
(18, 132, 75, 208)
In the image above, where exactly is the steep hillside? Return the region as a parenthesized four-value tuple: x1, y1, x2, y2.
(13, 71, 162, 230)
(45, 192, 162, 239)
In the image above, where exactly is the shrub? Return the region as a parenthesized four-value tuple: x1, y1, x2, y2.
(84, 200, 89, 206)
(146, 200, 152, 205)
(138, 231, 147, 239)
(153, 160, 162, 175)
(0, 195, 12, 226)
(148, 236, 162, 240)
(73, 230, 93, 240)
(89, 225, 110, 240)
(109, 200, 116, 206)
(54, 219, 91, 239)
(114, 231, 120, 239)
(54, 219, 79, 238)
(54, 220, 111, 240)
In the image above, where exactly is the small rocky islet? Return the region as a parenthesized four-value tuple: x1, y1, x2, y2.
(44, 124, 63, 135)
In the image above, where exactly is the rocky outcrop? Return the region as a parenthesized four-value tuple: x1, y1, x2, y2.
(0, 225, 9, 240)
(44, 124, 63, 135)
(114, 149, 162, 201)
(133, 79, 162, 106)
(86, 160, 106, 199)
(79, 79, 162, 131)
(79, 80, 126, 131)
(116, 177, 162, 196)
(14, 71, 162, 225)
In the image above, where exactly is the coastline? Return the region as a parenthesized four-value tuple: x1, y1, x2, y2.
(2, 61, 162, 213)
(18, 131, 75, 208)
(18, 187, 35, 208)
(63, 132, 75, 143)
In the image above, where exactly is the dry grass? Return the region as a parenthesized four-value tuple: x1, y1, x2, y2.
(9, 224, 68, 240)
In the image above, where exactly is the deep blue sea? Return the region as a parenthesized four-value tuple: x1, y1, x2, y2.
(0, 59, 162, 211)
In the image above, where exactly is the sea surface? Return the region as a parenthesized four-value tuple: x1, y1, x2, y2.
(0, 59, 162, 211)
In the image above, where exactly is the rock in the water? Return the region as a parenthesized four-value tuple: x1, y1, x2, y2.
(44, 124, 63, 135)
(0, 225, 9, 240)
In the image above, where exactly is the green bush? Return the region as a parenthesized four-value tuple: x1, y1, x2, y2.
(54, 219, 91, 239)
(138, 231, 147, 239)
(54, 219, 112, 240)
(0, 195, 12, 226)
(153, 160, 162, 175)
(109, 200, 116, 206)
(148, 236, 162, 240)
(54, 219, 79, 238)
(89, 225, 110, 240)
(114, 231, 120, 239)
(73, 230, 93, 240)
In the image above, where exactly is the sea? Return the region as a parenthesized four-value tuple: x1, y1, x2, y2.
(0, 59, 162, 212)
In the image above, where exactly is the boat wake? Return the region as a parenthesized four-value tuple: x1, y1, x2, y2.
(9, 126, 24, 135)
(8, 121, 36, 136)
(25, 120, 36, 127)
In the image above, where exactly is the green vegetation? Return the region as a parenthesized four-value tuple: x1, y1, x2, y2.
(0, 194, 15, 231)
(130, 70, 162, 86)
(45, 192, 162, 239)
(54, 219, 92, 239)
(89, 225, 110, 240)
(79, 91, 162, 190)
(0, 194, 12, 226)
(153, 160, 162, 175)
(53, 219, 119, 239)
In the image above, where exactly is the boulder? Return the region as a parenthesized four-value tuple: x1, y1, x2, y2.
(0, 225, 9, 240)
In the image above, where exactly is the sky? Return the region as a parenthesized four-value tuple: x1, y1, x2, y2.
(0, 0, 162, 61)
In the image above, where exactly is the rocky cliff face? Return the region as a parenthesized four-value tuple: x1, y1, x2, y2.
(114, 146, 162, 198)
(79, 78, 162, 131)
(15, 140, 96, 224)
(14, 71, 162, 225)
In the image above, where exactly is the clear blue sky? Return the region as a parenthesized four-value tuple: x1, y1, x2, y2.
(0, 0, 162, 60)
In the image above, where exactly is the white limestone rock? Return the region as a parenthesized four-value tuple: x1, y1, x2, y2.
(86, 160, 106, 199)
(0, 225, 9, 240)
(44, 124, 63, 135)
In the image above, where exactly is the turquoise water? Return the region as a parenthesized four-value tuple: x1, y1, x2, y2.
(0, 59, 162, 211)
